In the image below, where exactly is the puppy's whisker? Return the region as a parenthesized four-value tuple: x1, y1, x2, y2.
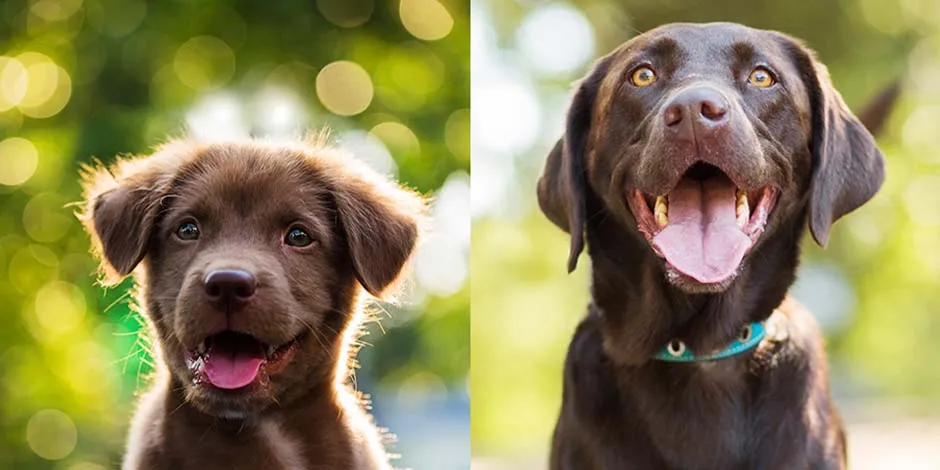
(104, 290, 134, 314)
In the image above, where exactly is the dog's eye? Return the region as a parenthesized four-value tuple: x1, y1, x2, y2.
(176, 221, 200, 240)
(630, 66, 657, 87)
(285, 227, 314, 247)
(747, 67, 775, 88)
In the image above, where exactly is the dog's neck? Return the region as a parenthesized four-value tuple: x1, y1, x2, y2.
(585, 208, 805, 366)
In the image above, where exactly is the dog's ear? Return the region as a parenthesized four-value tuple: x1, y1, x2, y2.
(328, 159, 425, 298)
(80, 144, 186, 284)
(537, 55, 613, 272)
(789, 41, 887, 246)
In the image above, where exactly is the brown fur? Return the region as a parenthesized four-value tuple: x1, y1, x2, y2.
(80, 137, 425, 470)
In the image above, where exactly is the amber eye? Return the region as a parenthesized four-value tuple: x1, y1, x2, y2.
(748, 67, 775, 88)
(285, 226, 314, 247)
(630, 66, 657, 87)
(176, 221, 200, 240)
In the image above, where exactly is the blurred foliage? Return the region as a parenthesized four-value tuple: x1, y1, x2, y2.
(0, 0, 468, 468)
(472, 0, 940, 461)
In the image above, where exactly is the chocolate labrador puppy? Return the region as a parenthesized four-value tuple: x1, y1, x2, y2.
(81, 138, 423, 469)
(538, 23, 888, 469)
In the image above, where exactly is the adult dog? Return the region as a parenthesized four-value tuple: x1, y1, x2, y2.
(538, 23, 888, 469)
(81, 138, 423, 469)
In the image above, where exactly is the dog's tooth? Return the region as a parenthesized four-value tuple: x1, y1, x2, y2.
(197, 341, 207, 356)
(266, 345, 276, 359)
(736, 190, 749, 227)
(654, 196, 668, 227)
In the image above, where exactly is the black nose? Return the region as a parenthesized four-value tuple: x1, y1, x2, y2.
(663, 86, 730, 133)
(204, 269, 257, 310)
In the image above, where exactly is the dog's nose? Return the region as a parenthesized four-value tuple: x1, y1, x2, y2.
(204, 269, 257, 310)
(663, 86, 730, 137)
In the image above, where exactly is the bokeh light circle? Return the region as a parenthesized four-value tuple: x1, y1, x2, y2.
(86, 0, 147, 38)
(445, 108, 470, 162)
(30, 0, 84, 22)
(23, 192, 73, 243)
(32, 281, 86, 341)
(26, 409, 77, 460)
(399, 0, 454, 41)
(339, 130, 397, 176)
(174, 36, 236, 91)
(369, 122, 421, 157)
(315, 61, 373, 116)
(0, 57, 29, 111)
(0, 137, 40, 186)
(516, 4, 595, 76)
(317, 0, 374, 28)
(6, 52, 73, 118)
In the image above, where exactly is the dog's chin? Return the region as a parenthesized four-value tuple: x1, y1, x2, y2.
(174, 330, 310, 419)
(663, 262, 739, 294)
(626, 162, 779, 294)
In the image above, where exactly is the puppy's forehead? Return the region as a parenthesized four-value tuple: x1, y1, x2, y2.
(175, 145, 328, 216)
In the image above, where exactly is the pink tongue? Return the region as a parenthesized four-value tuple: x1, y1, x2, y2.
(651, 176, 752, 284)
(204, 345, 265, 390)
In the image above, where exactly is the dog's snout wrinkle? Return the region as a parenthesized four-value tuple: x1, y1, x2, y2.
(204, 268, 258, 310)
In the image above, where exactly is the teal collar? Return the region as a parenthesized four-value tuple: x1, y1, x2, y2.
(652, 321, 766, 363)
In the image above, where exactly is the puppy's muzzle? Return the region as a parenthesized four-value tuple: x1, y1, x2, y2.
(204, 268, 258, 312)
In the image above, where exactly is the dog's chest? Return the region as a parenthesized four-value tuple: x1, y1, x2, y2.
(626, 364, 752, 467)
(256, 419, 307, 470)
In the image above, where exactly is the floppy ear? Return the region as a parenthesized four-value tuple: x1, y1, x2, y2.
(537, 55, 613, 272)
(80, 144, 187, 283)
(793, 46, 886, 246)
(329, 162, 424, 298)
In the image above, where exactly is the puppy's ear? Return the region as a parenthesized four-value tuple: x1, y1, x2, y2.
(80, 144, 185, 283)
(328, 160, 425, 298)
(790, 42, 886, 246)
(537, 55, 613, 272)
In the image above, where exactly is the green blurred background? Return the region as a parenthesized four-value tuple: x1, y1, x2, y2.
(471, 0, 940, 468)
(0, 0, 468, 468)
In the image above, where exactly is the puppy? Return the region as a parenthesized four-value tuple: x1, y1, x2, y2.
(538, 23, 888, 469)
(81, 138, 424, 469)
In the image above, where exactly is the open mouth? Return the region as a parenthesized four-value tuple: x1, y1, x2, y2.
(628, 162, 779, 285)
(187, 330, 306, 390)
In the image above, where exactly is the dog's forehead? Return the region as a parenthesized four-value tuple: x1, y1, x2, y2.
(594, 22, 809, 118)
(616, 23, 787, 73)
(175, 145, 329, 216)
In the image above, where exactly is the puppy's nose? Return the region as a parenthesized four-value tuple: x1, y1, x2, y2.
(204, 269, 257, 310)
(663, 87, 730, 137)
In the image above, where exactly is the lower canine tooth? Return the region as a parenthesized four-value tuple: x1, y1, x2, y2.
(654, 196, 668, 227)
(736, 190, 749, 227)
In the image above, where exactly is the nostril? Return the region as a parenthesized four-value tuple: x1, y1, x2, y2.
(700, 99, 728, 122)
(234, 283, 255, 299)
(664, 105, 683, 126)
(205, 283, 221, 299)
(203, 269, 257, 306)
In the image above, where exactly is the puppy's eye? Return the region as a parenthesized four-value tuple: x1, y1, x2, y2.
(748, 67, 775, 88)
(630, 66, 657, 87)
(176, 221, 200, 240)
(285, 226, 314, 247)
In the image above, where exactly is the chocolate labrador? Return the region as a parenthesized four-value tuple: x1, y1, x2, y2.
(81, 138, 424, 469)
(538, 23, 889, 469)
